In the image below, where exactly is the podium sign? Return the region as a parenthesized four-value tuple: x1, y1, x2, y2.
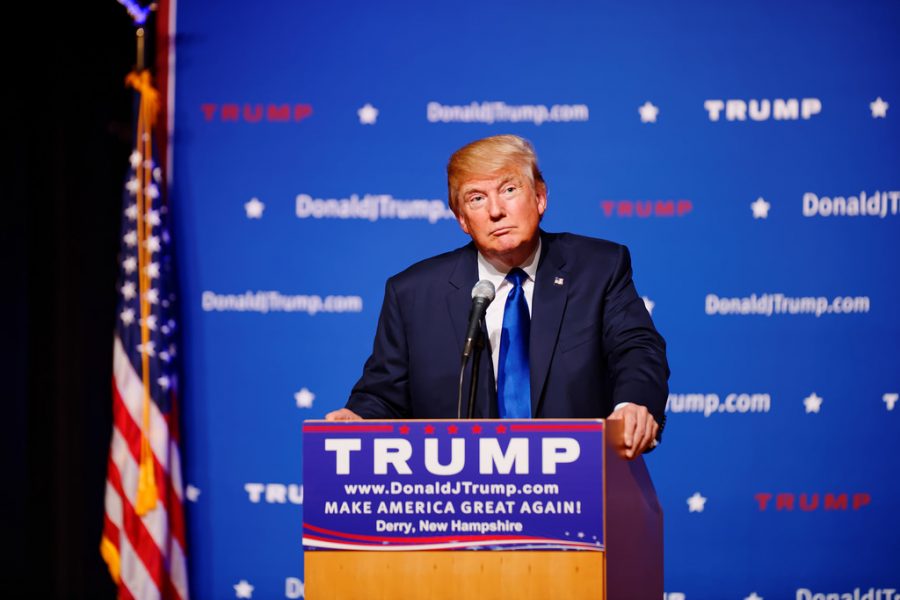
(303, 420, 605, 552)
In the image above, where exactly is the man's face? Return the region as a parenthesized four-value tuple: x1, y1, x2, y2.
(455, 169, 546, 269)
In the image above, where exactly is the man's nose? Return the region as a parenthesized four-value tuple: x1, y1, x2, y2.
(486, 194, 505, 218)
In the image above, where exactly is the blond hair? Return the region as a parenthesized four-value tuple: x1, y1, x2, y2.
(446, 134, 546, 214)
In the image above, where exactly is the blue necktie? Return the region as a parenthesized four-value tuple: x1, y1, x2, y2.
(498, 268, 531, 418)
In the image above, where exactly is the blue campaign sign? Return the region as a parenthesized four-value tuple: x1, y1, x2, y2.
(302, 420, 604, 551)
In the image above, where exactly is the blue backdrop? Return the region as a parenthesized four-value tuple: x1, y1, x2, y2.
(172, 1, 900, 598)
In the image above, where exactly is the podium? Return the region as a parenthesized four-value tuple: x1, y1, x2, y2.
(302, 419, 662, 599)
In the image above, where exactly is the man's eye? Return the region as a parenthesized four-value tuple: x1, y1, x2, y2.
(504, 186, 517, 194)
(467, 195, 485, 205)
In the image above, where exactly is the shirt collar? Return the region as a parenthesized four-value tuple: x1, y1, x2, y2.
(476, 238, 542, 286)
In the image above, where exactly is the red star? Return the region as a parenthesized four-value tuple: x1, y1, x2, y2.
(399, 425, 410, 434)
(447, 425, 458, 434)
(495, 425, 507, 434)
(472, 425, 482, 434)
(424, 425, 435, 434)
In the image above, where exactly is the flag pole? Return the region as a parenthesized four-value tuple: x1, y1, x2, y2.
(136, 26, 145, 71)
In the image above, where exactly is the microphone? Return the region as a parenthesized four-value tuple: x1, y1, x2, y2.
(462, 280, 495, 359)
(458, 280, 495, 419)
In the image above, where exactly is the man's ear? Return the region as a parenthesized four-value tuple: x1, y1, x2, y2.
(456, 212, 470, 235)
(536, 184, 548, 216)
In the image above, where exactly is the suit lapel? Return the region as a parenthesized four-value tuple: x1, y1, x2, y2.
(446, 243, 479, 356)
(530, 232, 568, 415)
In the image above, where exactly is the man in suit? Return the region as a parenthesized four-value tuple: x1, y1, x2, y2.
(327, 134, 669, 457)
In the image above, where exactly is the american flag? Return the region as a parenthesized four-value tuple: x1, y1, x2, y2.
(101, 70, 189, 600)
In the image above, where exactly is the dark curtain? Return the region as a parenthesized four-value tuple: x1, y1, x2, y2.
(4, 2, 146, 597)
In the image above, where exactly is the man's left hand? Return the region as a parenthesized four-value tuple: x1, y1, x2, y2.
(607, 403, 658, 459)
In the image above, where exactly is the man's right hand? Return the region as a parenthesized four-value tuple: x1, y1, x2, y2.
(325, 408, 363, 421)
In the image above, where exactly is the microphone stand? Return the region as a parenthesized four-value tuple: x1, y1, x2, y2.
(465, 326, 485, 418)
(456, 321, 485, 419)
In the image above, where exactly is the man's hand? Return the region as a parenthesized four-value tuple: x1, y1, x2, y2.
(607, 403, 658, 459)
(325, 408, 364, 421)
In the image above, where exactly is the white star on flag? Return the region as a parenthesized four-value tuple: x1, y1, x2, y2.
(638, 101, 659, 123)
(745, 593, 764, 600)
(234, 579, 255, 599)
(145, 209, 161, 226)
(136, 341, 156, 357)
(642, 296, 655, 315)
(145, 262, 160, 279)
(751, 197, 770, 219)
(185, 484, 201, 502)
(145, 235, 161, 253)
(577, 531, 585, 539)
(145, 183, 160, 199)
(129, 150, 142, 168)
(803, 392, 823, 413)
(146, 288, 159, 304)
(125, 178, 139, 195)
(870, 97, 889, 118)
(295, 387, 316, 409)
(358, 103, 379, 125)
(123, 256, 137, 273)
(120, 308, 135, 325)
(121, 281, 136, 300)
(687, 492, 707, 512)
(883, 393, 898, 411)
(244, 197, 265, 219)
(140, 314, 158, 330)
(123, 231, 138, 247)
(125, 204, 138, 220)
(157, 375, 171, 390)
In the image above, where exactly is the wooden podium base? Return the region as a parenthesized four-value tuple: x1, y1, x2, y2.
(306, 550, 605, 599)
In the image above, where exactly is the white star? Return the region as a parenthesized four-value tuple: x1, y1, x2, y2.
(358, 103, 379, 125)
(153, 167, 162, 182)
(751, 197, 770, 219)
(145, 262, 160, 279)
(145, 183, 160, 199)
(159, 351, 171, 363)
(121, 281, 136, 300)
(140, 314, 158, 330)
(638, 101, 659, 123)
(803, 392, 823, 414)
(295, 387, 316, 409)
(157, 375, 171, 390)
(146, 288, 159, 304)
(136, 341, 156, 357)
(123, 230, 138, 247)
(642, 296, 655, 315)
(870, 97, 889, 118)
(244, 197, 265, 219)
(129, 150, 142, 168)
(234, 579, 254, 599)
(126, 178, 140, 195)
(883, 393, 898, 411)
(123, 256, 137, 274)
(145, 210, 161, 226)
(185, 484, 201, 502)
(687, 492, 707, 513)
(576, 531, 585, 539)
(145, 236, 161, 254)
(120, 308, 135, 325)
(745, 593, 764, 600)
(125, 204, 138, 221)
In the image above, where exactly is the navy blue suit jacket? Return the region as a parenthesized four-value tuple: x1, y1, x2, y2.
(346, 231, 669, 430)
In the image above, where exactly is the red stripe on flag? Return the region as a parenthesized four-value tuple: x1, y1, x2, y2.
(112, 379, 187, 549)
